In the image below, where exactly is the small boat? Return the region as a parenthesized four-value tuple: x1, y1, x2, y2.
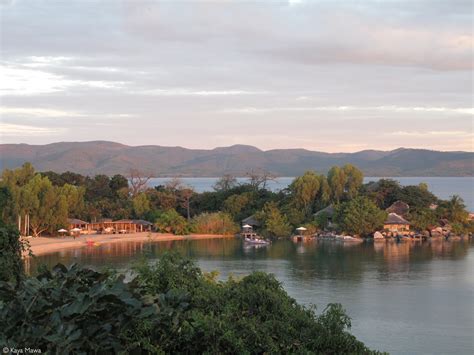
(241, 224, 270, 245)
(336, 235, 363, 242)
(244, 236, 270, 245)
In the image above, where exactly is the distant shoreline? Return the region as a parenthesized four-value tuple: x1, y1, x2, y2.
(25, 233, 235, 256)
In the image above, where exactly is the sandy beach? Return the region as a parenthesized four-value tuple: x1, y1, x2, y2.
(24, 232, 236, 256)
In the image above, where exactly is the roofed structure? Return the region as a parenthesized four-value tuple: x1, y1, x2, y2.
(67, 218, 88, 225)
(384, 213, 410, 233)
(314, 205, 335, 218)
(242, 215, 261, 227)
(114, 219, 153, 226)
(386, 201, 409, 216)
(384, 213, 410, 225)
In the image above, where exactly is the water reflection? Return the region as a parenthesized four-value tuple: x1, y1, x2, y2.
(27, 238, 472, 280)
(26, 238, 474, 354)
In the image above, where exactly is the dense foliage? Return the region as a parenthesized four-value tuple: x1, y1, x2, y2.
(1, 163, 472, 238)
(0, 221, 30, 285)
(335, 197, 387, 237)
(0, 253, 381, 354)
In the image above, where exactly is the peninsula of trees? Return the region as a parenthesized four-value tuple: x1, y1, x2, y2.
(1, 162, 472, 239)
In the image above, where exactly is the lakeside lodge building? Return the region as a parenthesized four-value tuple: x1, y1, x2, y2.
(67, 218, 153, 234)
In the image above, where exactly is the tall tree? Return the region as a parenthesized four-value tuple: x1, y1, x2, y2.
(335, 196, 387, 237)
(129, 169, 154, 197)
(110, 174, 129, 192)
(342, 164, 363, 199)
(439, 195, 469, 223)
(246, 169, 276, 190)
(290, 171, 321, 217)
(257, 202, 291, 238)
(318, 175, 331, 204)
(132, 192, 151, 218)
(327, 166, 346, 203)
(0, 221, 31, 285)
(179, 187, 194, 221)
(213, 174, 238, 192)
(409, 208, 437, 236)
(21, 175, 68, 237)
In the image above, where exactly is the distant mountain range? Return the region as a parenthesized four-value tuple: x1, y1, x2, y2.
(1, 141, 473, 177)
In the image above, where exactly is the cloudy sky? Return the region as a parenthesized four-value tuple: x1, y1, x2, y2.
(0, 0, 472, 152)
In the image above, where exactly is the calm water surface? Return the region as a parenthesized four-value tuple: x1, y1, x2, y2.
(29, 238, 474, 355)
(148, 177, 474, 211)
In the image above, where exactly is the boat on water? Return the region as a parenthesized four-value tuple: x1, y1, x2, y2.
(335, 235, 363, 242)
(244, 236, 270, 245)
(241, 224, 270, 245)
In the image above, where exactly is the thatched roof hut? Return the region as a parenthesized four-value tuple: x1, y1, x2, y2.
(384, 213, 410, 225)
(67, 218, 89, 230)
(242, 215, 261, 227)
(386, 201, 409, 216)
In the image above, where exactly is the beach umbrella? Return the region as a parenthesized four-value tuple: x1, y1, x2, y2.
(242, 224, 252, 229)
(70, 227, 81, 232)
(58, 229, 67, 233)
(296, 226, 307, 235)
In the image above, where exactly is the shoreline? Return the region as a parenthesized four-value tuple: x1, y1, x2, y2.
(24, 232, 236, 256)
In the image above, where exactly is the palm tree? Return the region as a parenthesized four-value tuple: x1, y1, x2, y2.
(445, 195, 468, 223)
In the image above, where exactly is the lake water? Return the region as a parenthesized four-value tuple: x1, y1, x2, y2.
(148, 177, 474, 211)
(28, 238, 474, 354)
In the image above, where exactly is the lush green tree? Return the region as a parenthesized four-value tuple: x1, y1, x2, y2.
(109, 174, 129, 192)
(318, 175, 331, 205)
(282, 205, 306, 227)
(438, 195, 469, 223)
(20, 175, 68, 237)
(191, 212, 239, 234)
(315, 211, 330, 230)
(0, 254, 381, 354)
(409, 208, 437, 235)
(0, 221, 31, 284)
(85, 175, 113, 201)
(257, 202, 291, 238)
(223, 193, 251, 220)
(148, 188, 178, 211)
(132, 192, 151, 218)
(132, 253, 379, 354)
(335, 197, 387, 236)
(155, 209, 189, 235)
(396, 184, 438, 210)
(328, 166, 346, 203)
(343, 164, 364, 199)
(0, 263, 164, 353)
(0, 186, 13, 224)
(0, 163, 36, 224)
(59, 183, 85, 217)
(362, 179, 402, 209)
(290, 171, 321, 217)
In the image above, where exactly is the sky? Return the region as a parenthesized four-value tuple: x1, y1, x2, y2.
(0, 0, 473, 152)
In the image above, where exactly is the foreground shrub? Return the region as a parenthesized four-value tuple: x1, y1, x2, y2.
(0, 222, 30, 285)
(0, 253, 382, 354)
(191, 212, 239, 235)
(154, 208, 189, 235)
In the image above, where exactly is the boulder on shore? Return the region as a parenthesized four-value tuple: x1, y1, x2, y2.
(373, 231, 384, 240)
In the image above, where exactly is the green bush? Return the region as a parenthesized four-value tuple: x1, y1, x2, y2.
(1, 253, 382, 354)
(154, 209, 189, 235)
(0, 222, 30, 285)
(191, 212, 239, 235)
